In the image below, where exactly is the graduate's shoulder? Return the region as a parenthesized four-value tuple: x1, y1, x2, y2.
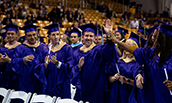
(0, 46, 9, 53)
(15, 43, 28, 49)
(72, 44, 83, 49)
(38, 43, 49, 50)
(134, 47, 155, 58)
(59, 43, 72, 51)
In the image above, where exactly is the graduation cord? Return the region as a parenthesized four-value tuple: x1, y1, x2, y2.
(46, 44, 52, 64)
(115, 63, 123, 84)
(113, 46, 123, 84)
(164, 68, 172, 95)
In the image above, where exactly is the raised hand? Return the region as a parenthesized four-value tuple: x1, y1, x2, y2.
(103, 19, 113, 34)
(78, 57, 84, 69)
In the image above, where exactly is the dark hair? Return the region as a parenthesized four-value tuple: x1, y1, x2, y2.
(154, 32, 172, 65)
(147, 33, 154, 47)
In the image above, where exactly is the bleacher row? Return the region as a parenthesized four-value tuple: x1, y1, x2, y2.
(0, 87, 88, 103)
(20, 0, 124, 12)
(1, 2, 171, 44)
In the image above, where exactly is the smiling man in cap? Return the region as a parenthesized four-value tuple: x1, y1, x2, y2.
(11, 23, 47, 93)
(71, 22, 118, 102)
(0, 23, 21, 89)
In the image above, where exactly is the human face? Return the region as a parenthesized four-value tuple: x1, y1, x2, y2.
(94, 36, 98, 44)
(49, 31, 60, 45)
(83, 32, 94, 47)
(62, 34, 68, 43)
(6, 31, 17, 43)
(74, 21, 78, 28)
(25, 31, 38, 45)
(115, 32, 122, 40)
(103, 34, 107, 43)
(97, 36, 102, 44)
(70, 33, 79, 44)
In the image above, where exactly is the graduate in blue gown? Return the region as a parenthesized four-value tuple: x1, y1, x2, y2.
(71, 22, 118, 103)
(35, 23, 73, 98)
(110, 24, 172, 103)
(94, 29, 104, 45)
(128, 25, 159, 103)
(130, 24, 164, 103)
(107, 32, 146, 103)
(115, 26, 128, 57)
(11, 24, 47, 93)
(69, 27, 83, 52)
(0, 23, 21, 89)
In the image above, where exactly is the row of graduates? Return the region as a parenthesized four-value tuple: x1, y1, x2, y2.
(0, 19, 172, 103)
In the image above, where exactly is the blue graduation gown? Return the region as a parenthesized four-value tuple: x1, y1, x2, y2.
(11, 42, 47, 93)
(34, 42, 73, 98)
(130, 47, 172, 103)
(71, 40, 118, 103)
(129, 64, 155, 103)
(0, 43, 21, 89)
(107, 59, 139, 103)
(0, 47, 8, 88)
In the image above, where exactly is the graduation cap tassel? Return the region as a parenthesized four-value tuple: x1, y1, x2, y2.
(58, 23, 61, 38)
(80, 32, 82, 43)
(120, 38, 125, 42)
(78, 28, 82, 43)
(120, 31, 125, 42)
(164, 68, 172, 95)
(102, 31, 104, 45)
(144, 27, 146, 38)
